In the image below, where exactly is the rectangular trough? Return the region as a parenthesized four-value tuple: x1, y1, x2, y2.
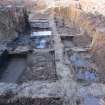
(18, 51, 57, 83)
(0, 53, 27, 83)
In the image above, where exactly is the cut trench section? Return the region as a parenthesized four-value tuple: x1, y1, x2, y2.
(0, 54, 27, 83)
(18, 51, 57, 83)
(61, 36, 98, 83)
(0, 51, 57, 83)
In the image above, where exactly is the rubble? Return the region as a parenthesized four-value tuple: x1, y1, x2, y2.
(0, 53, 27, 83)
(60, 34, 99, 84)
(70, 52, 97, 83)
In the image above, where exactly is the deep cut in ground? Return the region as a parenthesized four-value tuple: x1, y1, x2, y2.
(0, 54, 27, 83)
(60, 35, 102, 84)
(18, 51, 57, 83)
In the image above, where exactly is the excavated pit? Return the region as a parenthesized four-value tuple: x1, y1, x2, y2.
(1, 19, 55, 83)
(30, 20, 53, 49)
(68, 51, 98, 84)
(18, 51, 57, 83)
(0, 53, 27, 83)
(55, 14, 105, 84)
(0, 50, 57, 83)
(61, 36, 100, 84)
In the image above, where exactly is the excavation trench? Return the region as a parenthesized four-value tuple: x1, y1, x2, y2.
(18, 51, 57, 83)
(0, 50, 57, 83)
(0, 30, 56, 83)
(1, 4, 105, 105)
(0, 53, 27, 83)
(60, 35, 100, 84)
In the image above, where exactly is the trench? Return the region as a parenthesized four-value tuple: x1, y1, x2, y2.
(0, 54, 27, 83)
(60, 35, 99, 84)
(0, 19, 57, 83)
(1, 7, 105, 105)
(18, 51, 57, 83)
